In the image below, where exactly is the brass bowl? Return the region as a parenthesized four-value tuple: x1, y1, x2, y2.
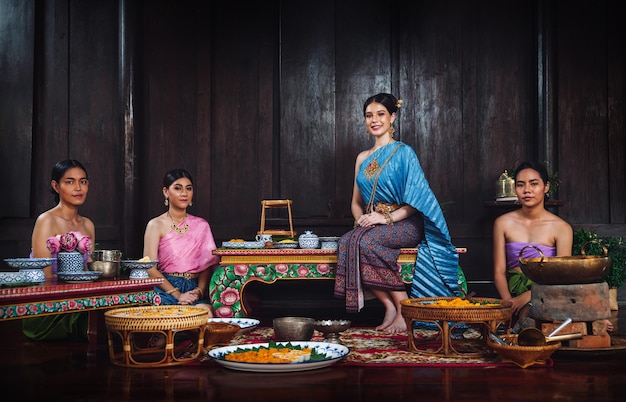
(314, 319, 351, 344)
(273, 317, 315, 341)
(518, 243, 611, 285)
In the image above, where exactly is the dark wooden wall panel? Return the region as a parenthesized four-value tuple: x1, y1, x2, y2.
(607, 2, 626, 223)
(32, 0, 70, 218)
(397, 1, 465, 223)
(139, 0, 202, 248)
(333, 0, 393, 220)
(68, 0, 121, 245)
(207, 2, 277, 241)
(280, 0, 337, 219)
(557, 2, 610, 224)
(0, 0, 34, 218)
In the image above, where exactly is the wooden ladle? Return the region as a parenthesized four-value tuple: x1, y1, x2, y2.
(517, 317, 582, 346)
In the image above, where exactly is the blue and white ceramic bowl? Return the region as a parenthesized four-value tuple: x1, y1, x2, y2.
(19, 268, 46, 283)
(0, 271, 27, 285)
(4, 258, 55, 269)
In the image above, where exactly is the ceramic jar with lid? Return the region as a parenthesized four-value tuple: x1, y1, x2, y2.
(298, 230, 320, 249)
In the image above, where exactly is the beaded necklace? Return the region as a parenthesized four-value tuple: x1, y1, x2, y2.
(168, 211, 189, 235)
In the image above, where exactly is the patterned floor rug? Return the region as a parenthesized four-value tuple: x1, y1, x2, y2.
(208, 326, 553, 368)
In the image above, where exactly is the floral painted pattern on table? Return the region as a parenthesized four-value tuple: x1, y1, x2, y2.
(209, 263, 415, 318)
(0, 291, 161, 319)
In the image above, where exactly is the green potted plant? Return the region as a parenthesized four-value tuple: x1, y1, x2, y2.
(573, 228, 626, 309)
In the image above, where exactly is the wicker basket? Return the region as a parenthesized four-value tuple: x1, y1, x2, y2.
(104, 305, 211, 367)
(487, 334, 561, 368)
(104, 305, 210, 331)
(401, 297, 512, 322)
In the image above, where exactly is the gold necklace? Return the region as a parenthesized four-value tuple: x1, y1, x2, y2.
(363, 140, 394, 179)
(168, 212, 189, 235)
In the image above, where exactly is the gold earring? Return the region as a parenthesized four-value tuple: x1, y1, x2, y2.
(389, 126, 395, 137)
(164, 198, 169, 206)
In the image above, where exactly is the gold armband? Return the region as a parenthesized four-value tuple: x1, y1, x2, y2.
(166, 287, 179, 295)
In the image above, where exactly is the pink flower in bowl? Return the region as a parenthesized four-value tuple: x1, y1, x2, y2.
(59, 232, 78, 252)
(46, 236, 62, 254)
(76, 234, 92, 254)
(46, 231, 92, 255)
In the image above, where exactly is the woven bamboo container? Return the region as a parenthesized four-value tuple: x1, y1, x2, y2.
(401, 297, 512, 323)
(487, 333, 561, 368)
(104, 305, 211, 367)
(400, 297, 513, 356)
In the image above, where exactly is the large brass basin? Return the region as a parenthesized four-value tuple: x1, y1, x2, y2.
(518, 244, 611, 285)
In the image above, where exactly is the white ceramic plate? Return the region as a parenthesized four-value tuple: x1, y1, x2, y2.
(4, 258, 55, 269)
(121, 260, 158, 269)
(57, 271, 103, 283)
(207, 317, 261, 330)
(208, 341, 349, 373)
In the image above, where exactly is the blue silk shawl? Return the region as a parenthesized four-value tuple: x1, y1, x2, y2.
(357, 142, 461, 298)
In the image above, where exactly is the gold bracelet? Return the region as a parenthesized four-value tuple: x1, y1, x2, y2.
(384, 211, 394, 225)
(195, 286, 204, 297)
(166, 287, 179, 295)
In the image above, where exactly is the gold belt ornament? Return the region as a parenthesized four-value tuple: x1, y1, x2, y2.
(166, 272, 199, 279)
(373, 202, 402, 214)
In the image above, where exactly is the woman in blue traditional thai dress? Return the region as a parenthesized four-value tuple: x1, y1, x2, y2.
(334, 93, 461, 334)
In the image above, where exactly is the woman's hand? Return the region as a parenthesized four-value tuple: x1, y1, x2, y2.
(356, 212, 386, 227)
(177, 289, 200, 305)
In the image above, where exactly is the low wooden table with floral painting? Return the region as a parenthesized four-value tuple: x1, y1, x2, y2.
(209, 248, 466, 319)
(0, 277, 163, 347)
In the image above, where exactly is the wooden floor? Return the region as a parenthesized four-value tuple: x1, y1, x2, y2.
(0, 306, 625, 402)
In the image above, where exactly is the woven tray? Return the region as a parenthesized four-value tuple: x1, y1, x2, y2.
(401, 297, 512, 322)
(104, 305, 210, 331)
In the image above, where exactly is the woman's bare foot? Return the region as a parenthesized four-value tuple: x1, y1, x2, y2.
(375, 307, 397, 331)
(382, 314, 407, 335)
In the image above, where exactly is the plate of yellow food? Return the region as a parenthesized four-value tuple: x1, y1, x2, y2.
(273, 239, 298, 249)
(208, 341, 349, 372)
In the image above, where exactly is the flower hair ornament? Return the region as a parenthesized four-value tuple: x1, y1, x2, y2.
(396, 99, 403, 109)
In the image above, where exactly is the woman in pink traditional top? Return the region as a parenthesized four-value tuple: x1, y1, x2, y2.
(143, 168, 219, 315)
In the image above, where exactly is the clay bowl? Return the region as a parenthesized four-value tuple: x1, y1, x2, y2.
(518, 244, 611, 285)
(487, 333, 561, 369)
(273, 317, 315, 341)
(204, 322, 241, 349)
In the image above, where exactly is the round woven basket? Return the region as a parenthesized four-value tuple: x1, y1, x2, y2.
(487, 333, 561, 368)
(104, 305, 210, 331)
(401, 297, 512, 322)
